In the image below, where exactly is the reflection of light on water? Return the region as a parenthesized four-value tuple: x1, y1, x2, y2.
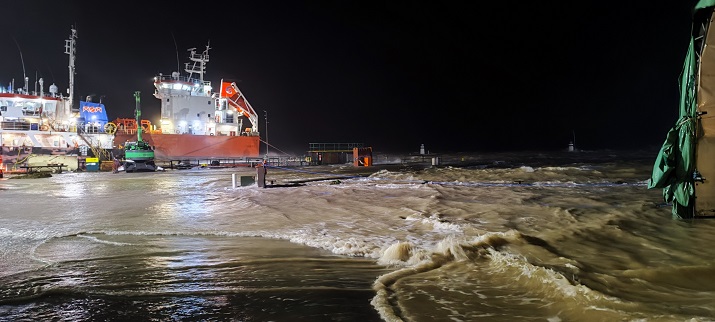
(146, 238, 219, 293)
(152, 198, 214, 221)
(57, 181, 86, 199)
(140, 172, 225, 222)
(167, 297, 221, 320)
(81, 176, 113, 194)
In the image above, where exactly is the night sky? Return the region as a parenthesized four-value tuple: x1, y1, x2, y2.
(0, 1, 698, 155)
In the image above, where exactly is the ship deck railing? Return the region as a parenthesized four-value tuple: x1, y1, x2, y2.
(0, 121, 110, 134)
(154, 74, 211, 87)
(0, 121, 34, 130)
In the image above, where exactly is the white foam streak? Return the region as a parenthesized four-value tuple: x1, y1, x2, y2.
(85, 228, 395, 260)
(371, 237, 466, 321)
(435, 236, 470, 261)
(421, 215, 463, 233)
(287, 233, 384, 258)
(369, 229, 625, 322)
(0, 228, 61, 240)
(76, 234, 132, 246)
(378, 242, 415, 265)
(486, 248, 615, 302)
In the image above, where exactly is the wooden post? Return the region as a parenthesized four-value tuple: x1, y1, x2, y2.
(257, 165, 266, 188)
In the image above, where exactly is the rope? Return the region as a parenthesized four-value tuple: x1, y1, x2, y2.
(259, 139, 294, 157)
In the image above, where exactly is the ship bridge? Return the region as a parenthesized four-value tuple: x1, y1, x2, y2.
(153, 73, 212, 98)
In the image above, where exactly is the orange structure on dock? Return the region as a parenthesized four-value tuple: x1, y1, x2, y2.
(353, 147, 373, 167)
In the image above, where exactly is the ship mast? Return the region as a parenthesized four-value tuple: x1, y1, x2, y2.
(185, 42, 210, 82)
(64, 28, 77, 111)
(134, 91, 143, 142)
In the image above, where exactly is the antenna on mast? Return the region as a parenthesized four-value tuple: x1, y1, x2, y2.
(45, 61, 55, 84)
(171, 31, 180, 74)
(184, 41, 210, 82)
(11, 35, 26, 94)
(65, 27, 77, 111)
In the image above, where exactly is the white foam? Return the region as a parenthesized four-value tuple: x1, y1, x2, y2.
(420, 214, 464, 233)
(486, 248, 617, 302)
(76, 234, 132, 246)
(520, 166, 535, 173)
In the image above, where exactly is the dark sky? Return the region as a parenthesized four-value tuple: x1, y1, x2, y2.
(0, 1, 698, 155)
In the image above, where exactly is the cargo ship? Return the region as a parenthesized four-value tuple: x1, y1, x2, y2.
(111, 44, 261, 162)
(0, 28, 114, 172)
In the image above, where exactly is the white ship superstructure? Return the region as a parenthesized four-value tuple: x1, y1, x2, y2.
(0, 28, 114, 171)
(153, 44, 259, 137)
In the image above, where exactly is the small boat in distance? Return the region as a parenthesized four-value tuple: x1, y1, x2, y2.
(121, 91, 156, 173)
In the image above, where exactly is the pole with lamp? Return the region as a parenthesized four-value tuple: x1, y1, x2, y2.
(256, 109, 269, 187)
(263, 110, 269, 160)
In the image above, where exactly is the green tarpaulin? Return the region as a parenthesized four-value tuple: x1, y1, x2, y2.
(649, 0, 715, 218)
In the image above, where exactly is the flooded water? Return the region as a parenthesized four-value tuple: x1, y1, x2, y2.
(1, 150, 714, 321)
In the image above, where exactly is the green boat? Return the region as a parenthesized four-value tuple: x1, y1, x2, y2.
(650, 0, 715, 219)
(122, 91, 156, 173)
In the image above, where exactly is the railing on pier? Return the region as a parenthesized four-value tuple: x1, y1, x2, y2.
(308, 143, 364, 152)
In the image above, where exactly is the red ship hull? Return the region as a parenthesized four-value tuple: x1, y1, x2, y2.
(114, 133, 260, 160)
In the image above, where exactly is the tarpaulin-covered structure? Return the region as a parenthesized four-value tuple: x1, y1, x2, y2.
(649, 0, 715, 218)
(79, 101, 109, 131)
